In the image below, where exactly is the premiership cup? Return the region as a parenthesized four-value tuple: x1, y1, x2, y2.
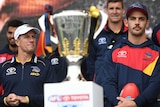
(52, 10, 91, 81)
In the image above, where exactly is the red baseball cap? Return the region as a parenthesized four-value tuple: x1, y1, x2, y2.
(126, 3, 148, 19)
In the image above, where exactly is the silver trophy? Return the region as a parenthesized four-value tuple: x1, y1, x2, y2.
(52, 10, 91, 81)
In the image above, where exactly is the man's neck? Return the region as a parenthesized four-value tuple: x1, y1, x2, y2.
(108, 20, 123, 33)
(16, 52, 33, 65)
(9, 45, 17, 52)
(128, 33, 147, 45)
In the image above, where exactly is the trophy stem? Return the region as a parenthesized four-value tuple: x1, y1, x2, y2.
(66, 64, 81, 81)
(62, 55, 85, 81)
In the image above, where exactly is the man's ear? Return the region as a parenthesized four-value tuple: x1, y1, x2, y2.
(146, 20, 150, 28)
(15, 40, 19, 47)
(123, 18, 128, 27)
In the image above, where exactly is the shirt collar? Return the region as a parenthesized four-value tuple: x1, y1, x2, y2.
(11, 54, 38, 64)
(104, 20, 128, 33)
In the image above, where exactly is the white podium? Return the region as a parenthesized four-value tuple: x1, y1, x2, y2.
(44, 81, 103, 107)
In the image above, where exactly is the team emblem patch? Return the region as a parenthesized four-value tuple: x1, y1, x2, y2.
(6, 67, 16, 75)
(98, 37, 107, 45)
(30, 66, 40, 76)
(51, 58, 59, 65)
(145, 52, 152, 59)
(117, 50, 127, 58)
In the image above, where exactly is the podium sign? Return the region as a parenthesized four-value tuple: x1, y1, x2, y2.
(44, 81, 103, 107)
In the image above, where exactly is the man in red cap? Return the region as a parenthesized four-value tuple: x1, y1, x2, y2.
(96, 2, 160, 107)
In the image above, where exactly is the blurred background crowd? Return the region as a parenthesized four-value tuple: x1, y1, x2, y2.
(0, 0, 159, 49)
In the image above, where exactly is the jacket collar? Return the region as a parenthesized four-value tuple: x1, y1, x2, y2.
(104, 20, 128, 33)
(11, 54, 38, 64)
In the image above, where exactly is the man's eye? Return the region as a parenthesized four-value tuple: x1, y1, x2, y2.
(32, 35, 36, 38)
(139, 18, 145, 21)
(129, 17, 136, 20)
(8, 32, 13, 34)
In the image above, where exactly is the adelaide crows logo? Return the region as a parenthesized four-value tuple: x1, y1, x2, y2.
(30, 66, 40, 76)
(143, 52, 152, 61)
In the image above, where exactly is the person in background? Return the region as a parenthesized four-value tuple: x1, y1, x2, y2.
(151, 16, 160, 107)
(45, 48, 68, 82)
(85, 0, 128, 81)
(96, 3, 160, 107)
(0, 24, 57, 107)
(0, 19, 24, 95)
(0, 19, 24, 63)
(152, 23, 160, 47)
(36, 4, 68, 82)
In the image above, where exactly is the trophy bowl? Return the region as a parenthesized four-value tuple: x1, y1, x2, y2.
(52, 10, 91, 81)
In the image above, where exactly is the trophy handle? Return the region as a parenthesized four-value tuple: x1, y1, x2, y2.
(93, 10, 108, 39)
